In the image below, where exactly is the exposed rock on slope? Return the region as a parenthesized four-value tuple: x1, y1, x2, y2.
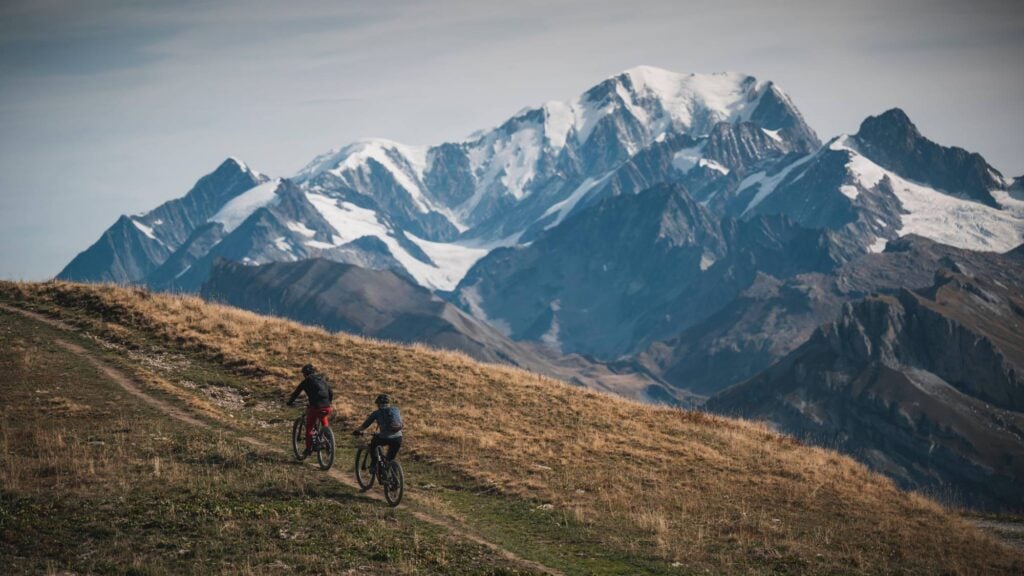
(855, 108, 1003, 207)
(202, 258, 519, 364)
(454, 182, 851, 358)
(708, 267, 1024, 509)
(640, 235, 1024, 396)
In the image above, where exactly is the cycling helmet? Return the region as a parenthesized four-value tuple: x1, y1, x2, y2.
(375, 393, 390, 406)
(301, 364, 316, 376)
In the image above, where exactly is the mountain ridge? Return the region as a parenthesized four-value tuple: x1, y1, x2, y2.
(708, 266, 1024, 509)
(59, 69, 1023, 298)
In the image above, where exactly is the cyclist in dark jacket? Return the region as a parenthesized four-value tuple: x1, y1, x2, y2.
(287, 364, 334, 458)
(353, 394, 403, 472)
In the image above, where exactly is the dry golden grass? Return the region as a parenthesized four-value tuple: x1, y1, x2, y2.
(4, 280, 1022, 574)
(0, 301, 538, 575)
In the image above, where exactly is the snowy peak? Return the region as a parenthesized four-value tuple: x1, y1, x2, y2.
(577, 68, 764, 146)
(606, 67, 817, 151)
(294, 139, 434, 213)
(442, 66, 818, 230)
(293, 138, 460, 242)
(290, 65, 818, 237)
(856, 108, 920, 145)
(853, 108, 1004, 207)
(295, 139, 426, 188)
(223, 156, 264, 181)
(740, 112, 1024, 254)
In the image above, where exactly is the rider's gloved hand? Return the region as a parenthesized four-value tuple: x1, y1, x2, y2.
(352, 429, 363, 436)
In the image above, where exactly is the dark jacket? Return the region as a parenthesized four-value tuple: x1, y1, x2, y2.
(358, 406, 403, 439)
(288, 373, 333, 408)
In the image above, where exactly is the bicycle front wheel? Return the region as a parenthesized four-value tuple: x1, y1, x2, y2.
(355, 448, 374, 489)
(383, 461, 404, 507)
(291, 417, 305, 460)
(317, 427, 335, 471)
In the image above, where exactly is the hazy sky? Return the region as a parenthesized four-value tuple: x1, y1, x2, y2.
(2, 0, 1022, 280)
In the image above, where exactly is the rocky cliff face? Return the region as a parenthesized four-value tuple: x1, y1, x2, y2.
(639, 235, 1024, 396)
(855, 109, 1003, 207)
(453, 183, 849, 358)
(708, 266, 1024, 509)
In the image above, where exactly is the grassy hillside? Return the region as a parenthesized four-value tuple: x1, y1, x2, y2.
(2, 280, 1022, 575)
(0, 302, 534, 574)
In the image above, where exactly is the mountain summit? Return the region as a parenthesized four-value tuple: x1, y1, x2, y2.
(854, 108, 1004, 207)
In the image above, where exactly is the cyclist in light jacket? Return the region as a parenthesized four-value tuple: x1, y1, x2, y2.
(353, 394, 403, 471)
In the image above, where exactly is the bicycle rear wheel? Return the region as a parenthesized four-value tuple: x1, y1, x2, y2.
(291, 417, 305, 460)
(317, 427, 335, 471)
(383, 461, 404, 507)
(355, 447, 374, 489)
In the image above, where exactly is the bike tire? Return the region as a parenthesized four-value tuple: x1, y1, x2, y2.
(317, 427, 335, 471)
(355, 447, 375, 489)
(383, 460, 404, 507)
(291, 417, 305, 460)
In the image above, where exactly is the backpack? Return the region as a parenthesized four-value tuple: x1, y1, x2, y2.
(381, 406, 404, 433)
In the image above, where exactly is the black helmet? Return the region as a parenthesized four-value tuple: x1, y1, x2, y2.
(301, 364, 316, 376)
(375, 393, 390, 406)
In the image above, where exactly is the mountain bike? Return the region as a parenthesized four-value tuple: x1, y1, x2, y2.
(353, 432, 404, 506)
(291, 408, 335, 471)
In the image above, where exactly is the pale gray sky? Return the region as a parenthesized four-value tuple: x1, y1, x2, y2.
(2, 0, 1022, 279)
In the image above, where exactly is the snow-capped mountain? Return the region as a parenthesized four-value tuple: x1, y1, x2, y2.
(429, 66, 819, 235)
(61, 66, 822, 292)
(736, 108, 1024, 253)
(59, 158, 267, 283)
(57, 68, 1022, 307)
(291, 66, 818, 243)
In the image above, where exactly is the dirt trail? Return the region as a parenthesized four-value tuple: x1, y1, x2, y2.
(2, 303, 564, 576)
